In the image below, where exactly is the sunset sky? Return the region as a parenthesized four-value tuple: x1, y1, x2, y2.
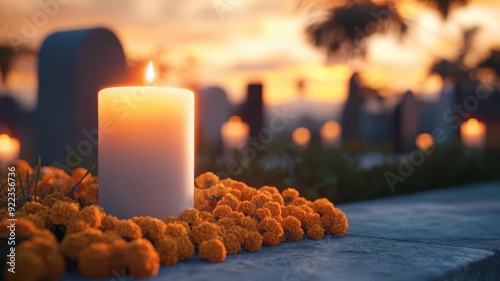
(1, 0, 500, 110)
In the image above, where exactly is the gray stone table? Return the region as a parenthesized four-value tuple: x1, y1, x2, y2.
(63, 181, 500, 281)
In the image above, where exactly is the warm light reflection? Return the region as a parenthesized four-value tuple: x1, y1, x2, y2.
(415, 133, 434, 151)
(292, 127, 311, 148)
(460, 118, 487, 148)
(0, 134, 21, 168)
(146, 61, 155, 85)
(320, 120, 341, 147)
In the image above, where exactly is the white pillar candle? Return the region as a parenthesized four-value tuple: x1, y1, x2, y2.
(98, 63, 194, 219)
(221, 116, 249, 158)
(320, 120, 341, 147)
(292, 127, 311, 149)
(460, 118, 487, 148)
(0, 134, 20, 169)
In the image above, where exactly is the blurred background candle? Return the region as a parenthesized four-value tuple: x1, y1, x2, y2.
(460, 118, 487, 148)
(320, 120, 341, 147)
(0, 134, 20, 169)
(98, 63, 194, 219)
(221, 116, 249, 159)
(415, 133, 435, 151)
(293, 127, 311, 149)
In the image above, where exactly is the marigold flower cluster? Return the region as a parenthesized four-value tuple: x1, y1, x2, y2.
(1, 167, 348, 280)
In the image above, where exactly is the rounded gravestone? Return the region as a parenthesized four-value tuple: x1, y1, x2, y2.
(37, 28, 127, 171)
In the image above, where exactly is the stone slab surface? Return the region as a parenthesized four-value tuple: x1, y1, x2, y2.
(62, 181, 500, 281)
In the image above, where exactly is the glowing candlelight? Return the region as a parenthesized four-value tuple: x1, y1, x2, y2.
(221, 116, 249, 158)
(98, 62, 194, 219)
(460, 118, 487, 148)
(293, 127, 311, 148)
(0, 134, 20, 169)
(320, 120, 341, 147)
(415, 133, 434, 151)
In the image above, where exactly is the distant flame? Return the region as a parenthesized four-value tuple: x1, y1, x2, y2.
(146, 61, 155, 85)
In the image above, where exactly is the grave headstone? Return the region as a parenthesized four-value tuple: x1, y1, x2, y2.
(37, 28, 127, 171)
(241, 83, 264, 138)
(341, 73, 363, 145)
(395, 91, 420, 152)
(197, 86, 233, 154)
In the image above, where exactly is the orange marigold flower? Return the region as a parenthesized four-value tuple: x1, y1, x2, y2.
(281, 188, 300, 204)
(60, 233, 91, 260)
(306, 224, 325, 240)
(114, 220, 142, 240)
(217, 217, 237, 230)
(281, 216, 304, 241)
(282, 205, 307, 227)
(40, 191, 75, 208)
(272, 193, 285, 206)
(192, 222, 220, 245)
(194, 188, 208, 210)
(66, 220, 90, 234)
(175, 235, 195, 261)
(4, 248, 44, 281)
(99, 230, 124, 244)
(0, 218, 38, 238)
(228, 188, 242, 200)
(19, 202, 48, 215)
(259, 217, 284, 247)
(216, 193, 240, 211)
(240, 187, 257, 201)
(109, 239, 127, 274)
(125, 238, 160, 278)
(251, 192, 272, 208)
(131, 216, 166, 241)
(165, 222, 188, 237)
(237, 216, 258, 232)
(77, 242, 112, 278)
(154, 235, 179, 266)
(163, 216, 178, 224)
(213, 205, 232, 219)
(178, 208, 201, 226)
(205, 184, 228, 206)
(195, 172, 219, 189)
(78, 205, 103, 228)
(330, 208, 349, 236)
(311, 198, 335, 214)
(12, 159, 33, 180)
(219, 178, 247, 190)
(258, 185, 280, 195)
(221, 232, 242, 254)
(199, 238, 226, 263)
(254, 207, 272, 222)
(291, 197, 309, 206)
(100, 215, 119, 231)
(19, 236, 65, 279)
(243, 231, 263, 252)
(81, 228, 106, 243)
(298, 204, 314, 214)
(199, 211, 215, 221)
(236, 201, 256, 216)
(49, 201, 79, 225)
(304, 213, 323, 229)
(17, 213, 45, 229)
(71, 167, 92, 183)
(262, 201, 282, 218)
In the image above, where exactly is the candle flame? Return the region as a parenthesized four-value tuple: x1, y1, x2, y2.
(146, 61, 155, 85)
(415, 133, 434, 151)
(292, 127, 311, 147)
(228, 116, 242, 123)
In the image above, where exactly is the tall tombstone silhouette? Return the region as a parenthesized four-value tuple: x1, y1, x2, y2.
(341, 73, 363, 145)
(197, 86, 233, 154)
(37, 28, 127, 171)
(394, 91, 420, 152)
(241, 83, 264, 138)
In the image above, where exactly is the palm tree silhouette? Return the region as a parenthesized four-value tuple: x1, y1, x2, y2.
(303, 0, 470, 59)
